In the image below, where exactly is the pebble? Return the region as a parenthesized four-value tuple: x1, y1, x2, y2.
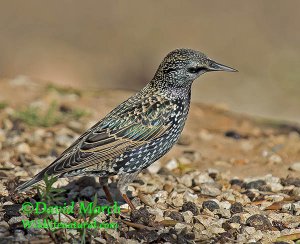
(198, 129, 213, 141)
(244, 180, 266, 190)
(139, 194, 156, 207)
(177, 134, 191, 146)
(172, 193, 184, 207)
(182, 201, 199, 215)
(246, 214, 272, 231)
(292, 187, 300, 196)
(200, 183, 221, 196)
(230, 178, 244, 187)
(269, 183, 283, 192)
(56, 134, 74, 147)
(165, 159, 178, 170)
(181, 210, 194, 223)
(8, 216, 28, 225)
(224, 130, 243, 140)
(147, 161, 162, 174)
(14, 229, 27, 242)
(194, 173, 214, 185)
(16, 142, 31, 154)
(289, 162, 300, 172)
(80, 186, 96, 198)
(130, 207, 154, 225)
(183, 191, 198, 202)
(230, 202, 243, 214)
(0, 221, 9, 238)
(281, 177, 300, 187)
(0, 151, 10, 162)
(202, 200, 220, 211)
(147, 208, 164, 222)
(268, 154, 282, 164)
(168, 211, 184, 222)
(240, 141, 254, 151)
(178, 174, 193, 187)
(68, 121, 83, 132)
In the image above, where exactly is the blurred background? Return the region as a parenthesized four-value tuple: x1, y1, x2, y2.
(0, 0, 300, 122)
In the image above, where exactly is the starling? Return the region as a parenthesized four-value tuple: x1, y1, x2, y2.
(15, 48, 237, 209)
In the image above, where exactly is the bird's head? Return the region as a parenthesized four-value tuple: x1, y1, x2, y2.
(153, 48, 237, 88)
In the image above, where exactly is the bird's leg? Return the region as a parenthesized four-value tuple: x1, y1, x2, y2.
(118, 171, 140, 210)
(99, 177, 114, 204)
(122, 193, 136, 210)
(103, 185, 114, 204)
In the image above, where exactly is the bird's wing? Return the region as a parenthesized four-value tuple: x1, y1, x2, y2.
(31, 96, 174, 178)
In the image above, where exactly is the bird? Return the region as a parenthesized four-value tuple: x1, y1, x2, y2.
(15, 48, 237, 209)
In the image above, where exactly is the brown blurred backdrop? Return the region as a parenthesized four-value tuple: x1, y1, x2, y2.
(0, 0, 300, 122)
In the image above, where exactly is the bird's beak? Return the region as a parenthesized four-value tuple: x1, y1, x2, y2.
(207, 59, 238, 72)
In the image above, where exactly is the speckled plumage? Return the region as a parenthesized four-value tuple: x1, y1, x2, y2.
(16, 48, 237, 204)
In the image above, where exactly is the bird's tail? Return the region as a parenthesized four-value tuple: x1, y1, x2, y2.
(15, 172, 45, 193)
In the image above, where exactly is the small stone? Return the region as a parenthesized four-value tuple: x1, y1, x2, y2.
(163, 183, 174, 193)
(0, 221, 10, 238)
(228, 215, 241, 224)
(194, 173, 214, 185)
(10, 75, 31, 86)
(14, 168, 28, 177)
(230, 202, 243, 214)
(244, 180, 266, 190)
(0, 129, 5, 142)
(198, 129, 213, 141)
(292, 187, 300, 196)
(56, 134, 73, 147)
(130, 207, 154, 225)
(269, 183, 283, 192)
(240, 141, 254, 151)
(147, 161, 162, 174)
(213, 160, 232, 167)
(183, 191, 198, 202)
(14, 229, 26, 242)
(181, 150, 200, 163)
(200, 183, 221, 196)
(16, 143, 31, 154)
(268, 154, 282, 164)
(182, 211, 194, 223)
(178, 174, 193, 187)
(165, 159, 178, 170)
(182, 201, 199, 215)
(281, 177, 300, 187)
(289, 162, 300, 171)
(202, 200, 220, 211)
(147, 208, 164, 222)
(153, 190, 168, 203)
(168, 211, 184, 222)
(174, 222, 188, 231)
(177, 134, 191, 146)
(224, 130, 244, 140)
(80, 186, 96, 198)
(219, 201, 232, 210)
(246, 214, 272, 231)
(139, 194, 156, 207)
(0, 151, 10, 162)
(67, 121, 83, 132)
(172, 193, 184, 207)
(230, 179, 244, 187)
(229, 223, 241, 230)
(8, 215, 28, 225)
(52, 178, 70, 188)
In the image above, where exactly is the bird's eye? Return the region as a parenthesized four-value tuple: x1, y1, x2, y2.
(188, 67, 207, 74)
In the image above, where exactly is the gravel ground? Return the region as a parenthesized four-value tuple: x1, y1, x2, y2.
(0, 78, 299, 243)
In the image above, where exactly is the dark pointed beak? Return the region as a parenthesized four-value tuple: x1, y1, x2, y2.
(207, 59, 238, 72)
